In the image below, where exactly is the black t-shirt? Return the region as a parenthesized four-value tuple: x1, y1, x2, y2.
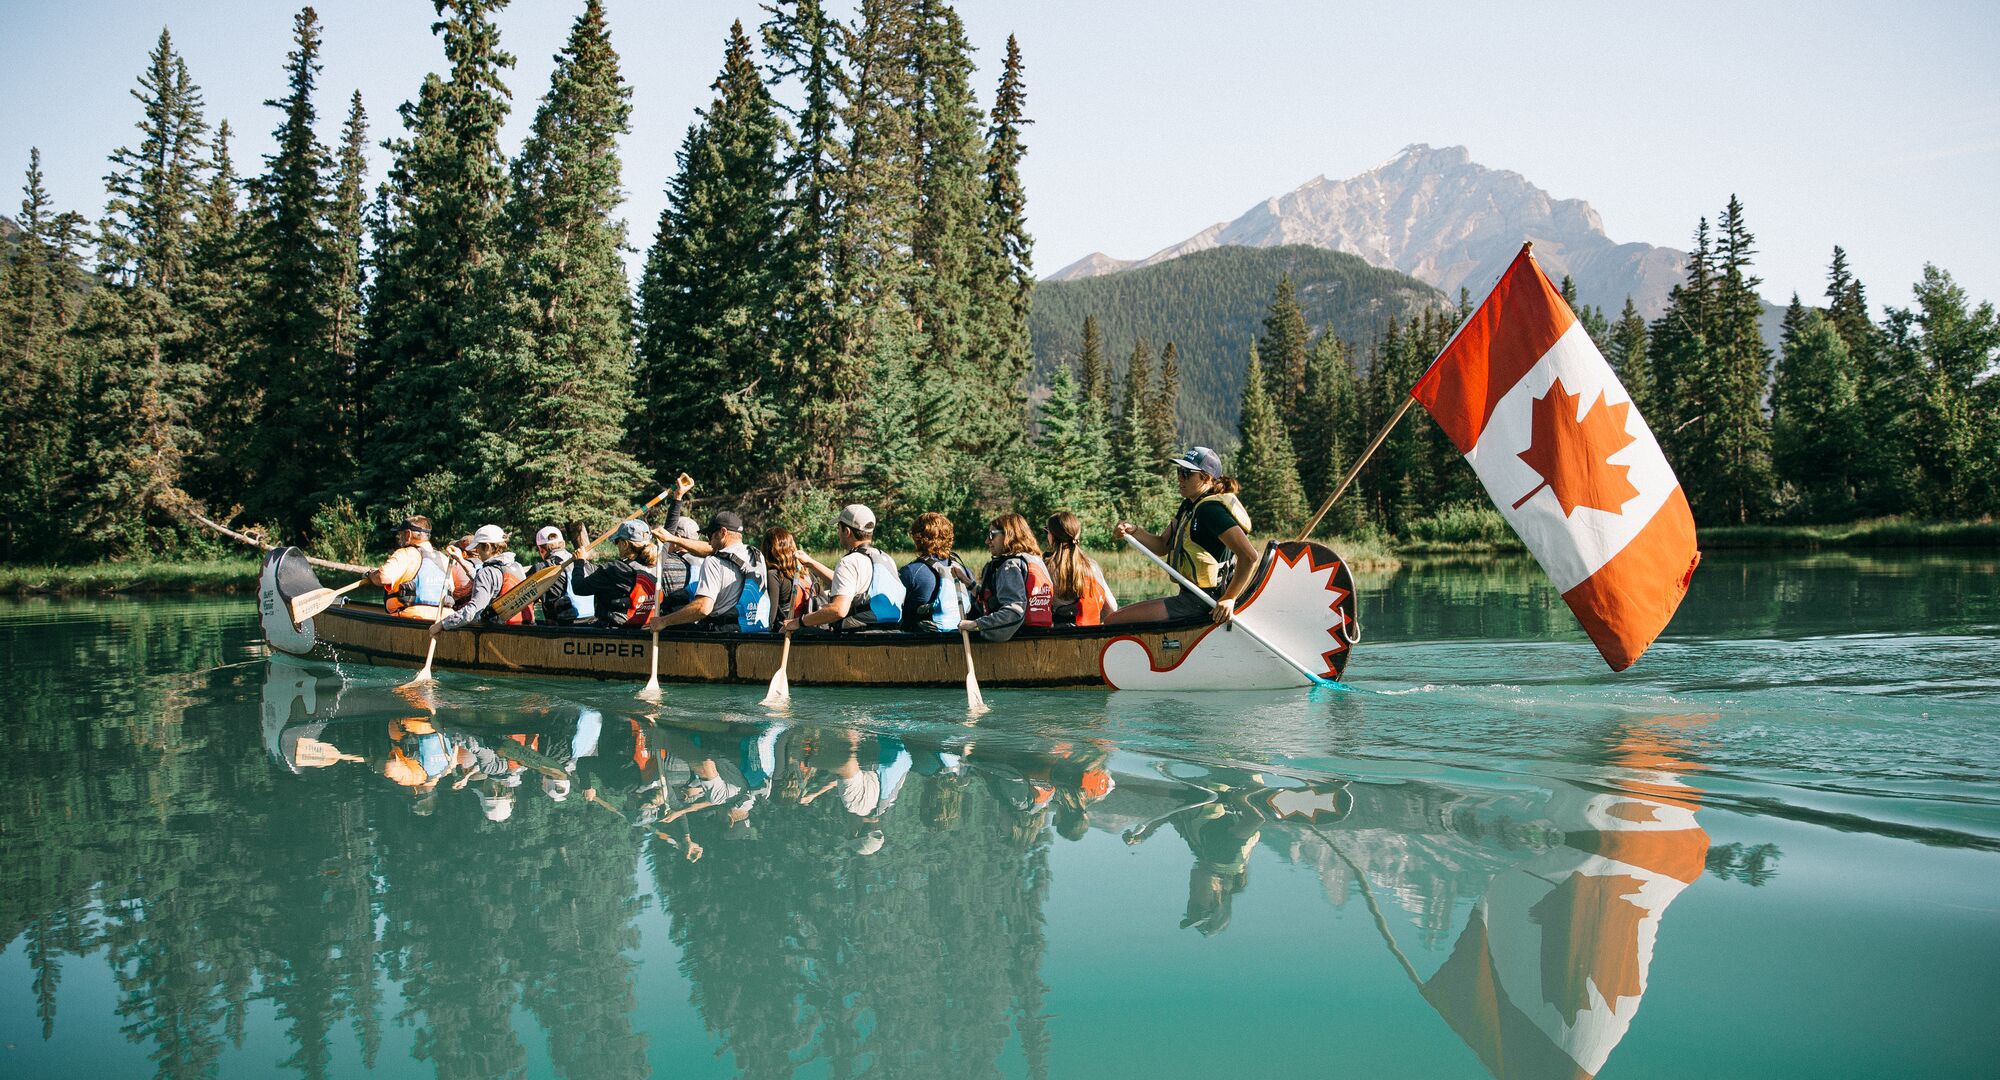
(1177, 498, 1242, 561)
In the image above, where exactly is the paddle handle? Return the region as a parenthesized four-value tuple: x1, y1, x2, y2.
(1121, 535, 1325, 686)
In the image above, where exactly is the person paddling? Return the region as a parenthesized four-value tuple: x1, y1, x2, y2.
(570, 520, 666, 629)
(530, 525, 585, 625)
(786, 504, 905, 633)
(960, 513, 1054, 643)
(648, 511, 774, 633)
(1106, 446, 1260, 626)
(434, 525, 532, 632)
(899, 511, 973, 633)
(366, 516, 450, 620)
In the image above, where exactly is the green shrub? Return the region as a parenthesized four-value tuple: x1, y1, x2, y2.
(773, 482, 842, 551)
(1404, 501, 1516, 546)
(307, 497, 374, 565)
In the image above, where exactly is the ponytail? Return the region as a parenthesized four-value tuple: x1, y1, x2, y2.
(1045, 511, 1087, 601)
(1203, 475, 1241, 497)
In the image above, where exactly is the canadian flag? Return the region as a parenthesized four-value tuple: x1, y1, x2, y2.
(1412, 245, 1700, 670)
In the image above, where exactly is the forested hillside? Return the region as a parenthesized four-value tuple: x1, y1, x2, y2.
(1028, 245, 1445, 447)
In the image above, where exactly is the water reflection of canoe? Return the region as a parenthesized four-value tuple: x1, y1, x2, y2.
(258, 541, 1360, 691)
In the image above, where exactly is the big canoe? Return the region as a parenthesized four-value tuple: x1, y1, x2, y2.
(259, 541, 1360, 691)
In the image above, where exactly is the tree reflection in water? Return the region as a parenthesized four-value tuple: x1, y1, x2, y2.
(0, 640, 1776, 1080)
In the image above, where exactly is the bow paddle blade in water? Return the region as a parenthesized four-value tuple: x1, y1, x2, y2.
(760, 635, 792, 708)
(961, 628, 989, 715)
(637, 629, 662, 702)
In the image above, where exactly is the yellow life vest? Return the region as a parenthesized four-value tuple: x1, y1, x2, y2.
(1166, 492, 1252, 589)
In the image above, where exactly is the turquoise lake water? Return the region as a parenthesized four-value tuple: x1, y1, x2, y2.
(1, 551, 1996, 1078)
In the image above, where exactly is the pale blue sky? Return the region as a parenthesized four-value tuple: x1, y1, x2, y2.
(3, 0, 1996, 310)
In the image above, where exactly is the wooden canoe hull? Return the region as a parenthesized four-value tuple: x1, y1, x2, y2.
(260, 541, 1359, 691)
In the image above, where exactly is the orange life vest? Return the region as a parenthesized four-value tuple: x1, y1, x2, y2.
(1073, 568, 1108, 626)
(497, 560, 533, 626)
(625, 567, 661, 625)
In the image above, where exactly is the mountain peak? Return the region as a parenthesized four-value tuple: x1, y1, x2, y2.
(1047, 146, 1686, 318)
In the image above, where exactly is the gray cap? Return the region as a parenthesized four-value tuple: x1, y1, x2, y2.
(1167, 446, 1224, 478)
(613, 519, 651, 544)
(838, 503, 876, 534)
(667, 516, 700, 539)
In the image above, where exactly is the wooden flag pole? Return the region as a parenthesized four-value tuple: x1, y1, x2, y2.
(1293, 396, 1416, 541)
(1293, 241, 1535, 543)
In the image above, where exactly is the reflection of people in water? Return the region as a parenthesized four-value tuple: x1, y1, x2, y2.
(382, 716, 455, 815)
(1118, 765, 1272, 935)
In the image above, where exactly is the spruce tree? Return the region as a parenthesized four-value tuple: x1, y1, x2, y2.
(635, 19, 790, 495)
(1259, 274, 1309, 440)
(1771, 301, 1860, 520)
(1702, 195, 1776, 523)
(1145, 340, 1181, 464)
(829, 0, 925, 484)
(1607, 297, 1653, 420)
(483, 0, 648, 528)
(1077, 312, 1109, 413)
(183, 122, 261, 510)
(364, 0, 515, 506)
(71, 29, 214, 550)
(1559, 273, 1609, 351)
(909, 2, 988, 446)
(760, 0, 848, 476)
(1359, 317, 1431, 533)
(1295, 330, 1361, 535)
(0, 150, 90, 557)
(1879, 265, 2000, 516)
(1108, 337, 1153, 507)
(1648, 218, 1712, 482)
(1235, 342, 1306, 534)
(326, 92, 369, 462)
(241, 7, 339, 526)
(976, 34, 1034, 446)
(1824, 245, 1877, 363)
(1016, 359, 1109, 532)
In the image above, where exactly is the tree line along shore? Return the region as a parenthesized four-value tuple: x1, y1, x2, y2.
(1, 1, 1995, 579)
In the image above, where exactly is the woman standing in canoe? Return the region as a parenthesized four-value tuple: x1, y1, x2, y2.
(1106, 446, 1261, 626)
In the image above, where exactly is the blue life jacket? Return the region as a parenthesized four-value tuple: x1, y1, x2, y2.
(715, 547, 773, 633)
(392, 547, 449, 611)
(901, 555, 965, 632)
(850, 545, 905, 625)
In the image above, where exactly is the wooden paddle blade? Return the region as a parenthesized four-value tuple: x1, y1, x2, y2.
(288, 578, 364, 624)
(960, 629, 988, 714)
(491, 562, 564, 622)
(637, 630, 662, 701)
(409, 638, 438, 686)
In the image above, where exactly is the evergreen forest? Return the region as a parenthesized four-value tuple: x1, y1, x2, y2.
(1, 1, 1995, 567)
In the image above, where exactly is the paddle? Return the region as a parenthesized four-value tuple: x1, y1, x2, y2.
(1121, 534, 1330, 686)
(637, 558, 666, 702)
(288, 578, 366, 625)
(408, 550, 449, 687)
(760, 632, 792, 708)
(489, 480, 684, 623)
(960, 628, 989, 713)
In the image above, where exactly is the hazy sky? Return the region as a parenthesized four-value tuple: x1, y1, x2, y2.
(4, 0, 1996, 310)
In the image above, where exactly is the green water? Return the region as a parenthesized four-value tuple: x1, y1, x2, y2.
(1, 552, 1996, 1079)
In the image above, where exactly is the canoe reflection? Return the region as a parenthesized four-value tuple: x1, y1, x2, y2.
(258, 661, 1713, 1080)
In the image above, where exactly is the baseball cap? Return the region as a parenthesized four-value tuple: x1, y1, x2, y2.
(706, 510, 744, 534)
(534, 525, 563, 547)
(668, 516, 700, 539)
(1167, 446, 1224, 478)
(838, 504, 876, 534)
(612, 519, 651, 544)
(470, 524, 506, 546)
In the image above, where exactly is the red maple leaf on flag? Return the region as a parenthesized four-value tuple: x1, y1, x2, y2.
(1514, 378, 1640, 516)
(1528, 871, 1651, 1022)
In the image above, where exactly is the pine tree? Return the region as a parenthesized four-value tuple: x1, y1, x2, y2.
(1016, 359, 1109, 531)
(1259, 274, 1308, 440)
(1879, 265, 2000, 516)
(635, 19, 789, 496)
(1771, 300, 1860, 520)
(1108, 337, 1153, 507)
(1295, 330, 1361, 535)
(1145, 340, 1181, 465)
(71, 29, 214, 550)
(1559, 273, 1609, 351)
(975, 34, 1034, 446)
(1607, 296, 1653, 420)
(1823, 245, 1876, 363)
(326, 92, 369, 464)
(482, 0, 648, 528)
(183, 122, 261, 509)
(760, 0, 848, 478)
(241, 6, 338, 526)
(1076, 313, 1109, 413)
(829, 0, 925, 484)
(364, 0, 515, 505)
(0, 150, 90, 557)
(909, 2, 988, 447)
(1648, 218, 1712, 483)
(1235, 343, 1306, 533)
(1703, 195, 1776, 523)
(1360, 317, 1431, 533)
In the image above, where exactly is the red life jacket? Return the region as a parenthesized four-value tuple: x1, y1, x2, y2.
(624, 564, 661, 625)
(448, 558, 476, 605)
(980, 554, 1054, 629)
(1073, 568, 1108, 626)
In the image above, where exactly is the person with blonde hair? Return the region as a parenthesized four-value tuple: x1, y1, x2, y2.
(570, 520, 667, 628)
(1044, 511, 1118, 626)
(899, 511, 973, 632)
(961, 513, 1054, 642)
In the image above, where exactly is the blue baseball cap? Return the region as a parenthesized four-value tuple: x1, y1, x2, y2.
(1167, 446, 1224, 478)
(612, 520, 651, 544)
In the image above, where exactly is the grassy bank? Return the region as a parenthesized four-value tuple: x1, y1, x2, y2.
(0, 557, 266, 596)
(1397, 516, 1999, 556)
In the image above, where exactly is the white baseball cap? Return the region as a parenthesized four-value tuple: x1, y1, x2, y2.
(838, 503, 876, 534)
(534, 525, 563, 547)
(470, 524, 507, 546)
